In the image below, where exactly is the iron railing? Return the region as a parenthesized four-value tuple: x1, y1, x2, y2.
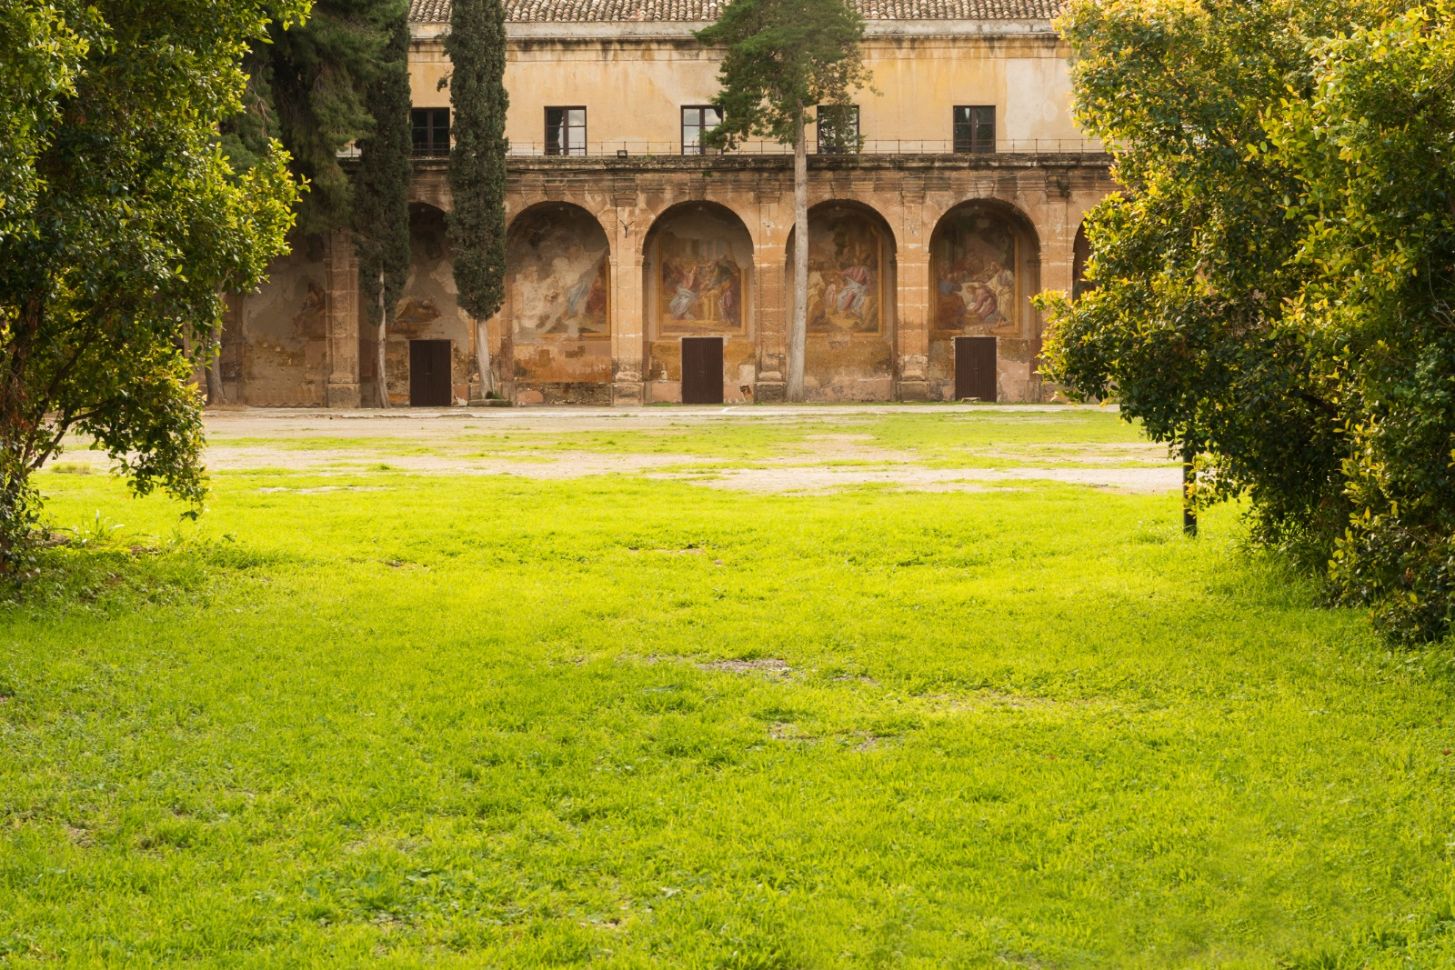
(501, 137, 1105, 157)
(344, 138, 1107, 160)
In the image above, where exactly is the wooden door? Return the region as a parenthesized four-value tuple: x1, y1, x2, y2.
(954, 336, 997, 402)
(409, 339, 452, 407)
(681, 337, 724, 405)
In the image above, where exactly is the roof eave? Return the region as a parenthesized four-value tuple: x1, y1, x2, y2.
(412, 19, 1056, 42)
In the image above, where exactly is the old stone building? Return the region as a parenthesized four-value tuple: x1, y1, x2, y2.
(221, 0, 1112, 407)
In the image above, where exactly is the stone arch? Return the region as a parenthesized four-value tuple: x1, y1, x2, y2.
(1072, 221, 1092, 299)
(927, 199, 1043, 401)
(785, 200, 898, 402)
(642, 201, 757, 403)
(371, 202, 471, 406)
(504, 202, 613, 404)
(408, 174, 450, 213)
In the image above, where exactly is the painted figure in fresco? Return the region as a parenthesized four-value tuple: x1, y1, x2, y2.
(806, 215, 879, 333)
(715, 257, 740, 323)
(557, 257, 607, 336)
(836, 260, 871, 317)
(507, 214, 610, 341)
(668, 262, 702, 320)
(659, 241, 744, 331)
(935, 215, 1018, 332)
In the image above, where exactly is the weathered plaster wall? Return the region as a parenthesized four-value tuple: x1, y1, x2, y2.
(927, 201, 1041, 401)
(505, 202, 614, 404)
(644, 202, 756, 403)
(410, 27, 1091, 155)
(373, 204, 473, 405)
(229, 234, 329, 407)
(787, 202, 898, 402)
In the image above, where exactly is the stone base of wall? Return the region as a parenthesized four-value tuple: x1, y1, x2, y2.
(753, 381, 786, 404)
(612, 381, 645, 406)
(325, 381, 361, 408)
(896, 379, 930, 401)
(516, 381, 613, 406)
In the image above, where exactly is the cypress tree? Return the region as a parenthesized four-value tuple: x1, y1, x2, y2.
(354, 12, 412, 408)
(227, 0, 406, 234)
(446, 0, 509, 398)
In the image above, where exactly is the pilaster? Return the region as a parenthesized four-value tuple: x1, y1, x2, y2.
(324, 228, 361, 408)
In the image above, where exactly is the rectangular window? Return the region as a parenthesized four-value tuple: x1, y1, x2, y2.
(545, 107, 587, 156)
(953, 105, 996, 153)
(411, 107, 450, 156)
(816, 104, 860, 154)
(681, 105, 724, 155)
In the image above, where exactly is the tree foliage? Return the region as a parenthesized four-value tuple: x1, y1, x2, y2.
(354, 10, 412, 406)
(0, 0, 302, 571)
(230, 0, 405, 234)
(1041, 0, 1455, 641)
(696, 0, 870, 400)
(446, 0, 509, 324)
(695, 0, 869, 150)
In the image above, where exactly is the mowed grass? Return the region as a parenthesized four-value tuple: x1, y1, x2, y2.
(3, 408, 1455, 967)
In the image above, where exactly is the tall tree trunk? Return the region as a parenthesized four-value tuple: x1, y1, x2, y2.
(788, 106, 809, 402)
(475, 317, 496, 398)
(375, 269, 390, 408)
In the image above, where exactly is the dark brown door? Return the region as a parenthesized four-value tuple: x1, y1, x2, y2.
(409, 339, 452, 407)
(954, 336, 997, 402)
(681, 337, 724, 405)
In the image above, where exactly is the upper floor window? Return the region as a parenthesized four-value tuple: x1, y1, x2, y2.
(816, 104, 860, 154)
(545, 107, 587, 156)
(682, 105, 723, 155)
(953, 106, 995, 153)
(411, 108, 450, 157)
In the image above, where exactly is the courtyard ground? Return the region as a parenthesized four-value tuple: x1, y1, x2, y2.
(3, 405, 1453, 967)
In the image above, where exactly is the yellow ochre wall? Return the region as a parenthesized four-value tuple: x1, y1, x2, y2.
(408, 26, 1088, 153)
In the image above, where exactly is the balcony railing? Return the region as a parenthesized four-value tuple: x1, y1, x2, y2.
(500, 137, 1105, 157)
(365, 138, 1105, 160)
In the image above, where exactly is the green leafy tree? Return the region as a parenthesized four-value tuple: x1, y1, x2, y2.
(354, 11, 412, 408)
(1268, 2, 1455, 639)
(696, 0, 870, 401)
(0, 0, 302, 573)
(1042, 0, 1455, 641)
(233, 0, 405, 235)
(446, 0, 509, 399)
(0, 3, 85, 239)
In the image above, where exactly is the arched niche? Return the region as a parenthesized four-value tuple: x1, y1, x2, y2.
(376, 203, 469, 406)
(504, 202, 613, 402)
(787, 201, 897, 337)
(929, 200, 1040, 337)
(644, 202, 754, 337)
(784, 201, 897, 401)
(506, 203, 611, 344)
(641, 202, 757, 404)
(1072, 222, 1092, 299)
(926, 199, 1043, 401)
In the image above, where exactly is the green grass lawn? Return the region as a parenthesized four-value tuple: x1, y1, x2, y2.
(3, 408, 1454, 967)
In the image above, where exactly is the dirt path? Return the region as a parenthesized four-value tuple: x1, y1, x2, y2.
(55, 405, 1178, 494)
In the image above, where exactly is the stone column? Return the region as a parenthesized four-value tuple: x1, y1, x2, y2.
(1026, 175, 1076, 402)
(753, 178, 790, 403)
(1039, 184, 1078, 297)
(324, 228, 361, 408)
(895, 252, 931, 401)
(608, 206, 643, 404)
(895, 184, 931, 401)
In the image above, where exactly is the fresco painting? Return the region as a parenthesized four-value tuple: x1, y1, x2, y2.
(508, 209, 610, 341)
(934, 212, 1019, 332)
(658, 232, 743, 333)
(806, 211, 882, 334)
